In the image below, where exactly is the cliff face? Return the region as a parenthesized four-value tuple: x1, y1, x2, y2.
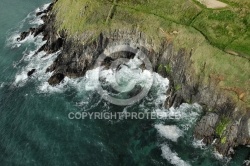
(20, 1, 250, 159)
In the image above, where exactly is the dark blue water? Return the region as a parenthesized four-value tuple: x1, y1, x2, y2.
(0, 1, 249, 166)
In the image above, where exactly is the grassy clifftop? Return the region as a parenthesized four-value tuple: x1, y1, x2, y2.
(53, 0, 250, 107)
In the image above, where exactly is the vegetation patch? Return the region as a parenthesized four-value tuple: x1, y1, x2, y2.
(216, 117, 230, 137)
(164, 64, 171, 73)
(221, 136, 227, 144)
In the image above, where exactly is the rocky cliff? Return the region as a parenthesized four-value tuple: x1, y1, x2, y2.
(19, 1, 250, 161)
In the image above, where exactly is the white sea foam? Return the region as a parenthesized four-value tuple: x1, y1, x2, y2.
(41, 3, 51, 11)
(161, 144, 190, 166)
(152, 73, 169, 106)
(29, 3, 51, 26)
(38, 80, 66, 94)
(14, 49, 59, 87)
(155, 124, 183, 142)
(154, 103, 202, 128)
(213, 150, 224, 160)
(29, 16, 44, 25)
(243, 160, 250, 165)
(84, 67, 102, 91)
(7, 28, 37, 48)
(192, 139, 206, 149)
(0, 82, 4, 88)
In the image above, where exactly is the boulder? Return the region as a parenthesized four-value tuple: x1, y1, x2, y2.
(27, 69, 36, 77)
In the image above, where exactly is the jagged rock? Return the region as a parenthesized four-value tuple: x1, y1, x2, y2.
(36, 44, 47, 54)
(17, 31, 30, 41)
(49, 38, 64, 53)
(41, 15, 48, 23)
(48, 73, 65, 86)
(194, 113, 219, 144)
(36, 11, 44, 16)
(34, 24, 46, 37)
(168, 91, 185, 108)
(27, 69, 36, 77)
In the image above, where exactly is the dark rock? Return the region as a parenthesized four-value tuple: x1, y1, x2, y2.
(169, 91, 185, 108)
(17, 27, 37, 41)
(41, 15, 48, 22)
(36, 44, 47, 54)
(34, 24, 46, 37)
(48, 73, 65, 86)
(29, 28, 36, 34)
(17, 31, 30, 41)
(36, 11, 44, 16)
(27, 69, 36, 77)
(49, 38, 64, 53)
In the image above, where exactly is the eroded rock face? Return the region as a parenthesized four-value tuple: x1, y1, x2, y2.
(194, 113, 219, 144)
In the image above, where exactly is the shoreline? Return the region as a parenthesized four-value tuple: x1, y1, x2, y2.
(16, 0, 250, 161)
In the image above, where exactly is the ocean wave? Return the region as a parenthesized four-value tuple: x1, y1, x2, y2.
(155, 124, 183, 142)
(154, 103, 202, 127)
(161, 144, 190, 166)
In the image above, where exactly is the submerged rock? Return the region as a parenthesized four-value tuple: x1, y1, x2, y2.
(27, 69, 36, 77)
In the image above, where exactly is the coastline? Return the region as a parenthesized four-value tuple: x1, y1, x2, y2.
(17, 0, 250, 161)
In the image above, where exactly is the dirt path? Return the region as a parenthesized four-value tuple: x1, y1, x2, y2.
(198, 0, 228, 9)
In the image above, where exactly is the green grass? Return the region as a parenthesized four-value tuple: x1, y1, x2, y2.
(221, 136, 227, 144)
(53, 0, 250, 107)
(216, 117, 230, 137)
(53, 0, 250, 56)
(227, 29, 250, 56)
(192, 10, 247, 50)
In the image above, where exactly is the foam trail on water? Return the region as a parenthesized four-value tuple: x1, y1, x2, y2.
(153, 96, 202, 164)
(155, 124, 183, 142)
(161, 144, 190, 166)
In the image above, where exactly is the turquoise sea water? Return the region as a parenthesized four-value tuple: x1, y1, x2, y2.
(0, 1, 249, 165)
